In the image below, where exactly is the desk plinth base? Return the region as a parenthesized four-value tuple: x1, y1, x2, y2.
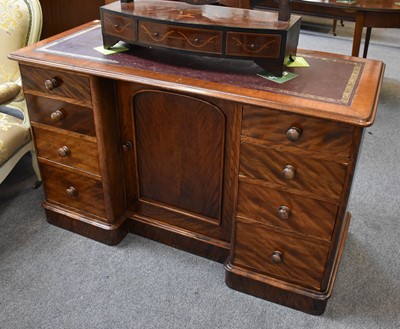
(128, 213, 230, 263)
(43, 202, 129, 246)
(225, 212, 351, 315)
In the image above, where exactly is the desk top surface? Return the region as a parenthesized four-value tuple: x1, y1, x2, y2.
(10, 21, 384, 126)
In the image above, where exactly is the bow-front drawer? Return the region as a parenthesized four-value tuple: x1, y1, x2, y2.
(233, 218, 330, 290)
(33, 126, 100, 176)
(226, 32, 281, 58)
(20, 65, 91, 105)
(102, 12, 135, 42)
(138, 21, 223, 54)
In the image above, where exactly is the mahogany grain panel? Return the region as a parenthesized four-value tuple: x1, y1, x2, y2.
(320, 127, 364, 290)
(117, 83, 241, 243)
(134, 90, 225, 222)
(240, 142, 348, 199)
(33, 126, 101, 175)
(237, 181, 338, 241)
(20, 65, 92, 105)
(25, 94, 96, 136)
(40, 164, 106, 219)
(242, 105, 354, 157)
(90, 77, 126, 223)
(234, 218, 329, 290)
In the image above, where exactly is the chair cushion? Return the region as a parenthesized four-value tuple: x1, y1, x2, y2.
(0, 82, 21, 103)
(0, 112, 30, 166)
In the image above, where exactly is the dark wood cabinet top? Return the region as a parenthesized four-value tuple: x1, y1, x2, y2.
(10, 21, 384, 126)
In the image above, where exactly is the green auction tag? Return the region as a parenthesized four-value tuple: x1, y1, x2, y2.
(286, 56, 310, 68)
(257, 71, 299, 84)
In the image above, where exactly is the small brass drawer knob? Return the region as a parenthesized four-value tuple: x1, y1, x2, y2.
(66, 186, 77, 197)
(153, 32, 159, 37)
(271, 251, 283, 264)
(44, 78, 60, 91)
(277, 205, 291, 220)
(50, 109, 64, 122)
(282, 165, 296, 180)
(194, 38, 200, 43)
(286, 126, 302, 142)
(58, 146, 70, 157)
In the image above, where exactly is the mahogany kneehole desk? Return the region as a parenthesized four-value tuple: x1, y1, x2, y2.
(10, 21, 384, 315)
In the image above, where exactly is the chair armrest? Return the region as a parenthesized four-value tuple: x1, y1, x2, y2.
(0, 83, 21, 104)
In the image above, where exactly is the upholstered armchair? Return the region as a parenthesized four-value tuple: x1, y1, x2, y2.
(0, 0, 42, 186)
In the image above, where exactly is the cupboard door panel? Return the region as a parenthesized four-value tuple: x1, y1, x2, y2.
(134, 90, 225, 222)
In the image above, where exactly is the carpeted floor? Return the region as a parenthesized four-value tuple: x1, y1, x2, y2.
(1, 18, 399, 329)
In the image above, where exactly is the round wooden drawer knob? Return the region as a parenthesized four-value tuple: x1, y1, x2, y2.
(44, 78, 60, 90)
(66, 186, 77, 197)
(271, 251, 283, 264)
(286, 127, 302, 142)
(122, 141, 133, 152)
(58, 146, 70, 157)
(50, 110, 64, 122)
(282, 165, 296, 180)
(277, 205, 291, 220)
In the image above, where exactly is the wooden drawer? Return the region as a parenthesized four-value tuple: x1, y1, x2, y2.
(102, 12, 135, 42)
(237, 181, 337, 241)
(240, 142, 347, 199)
(138, 21, 223, 54)
(242, 106, 354, 157)
(226, 32, 281, 58)
(26, 95, 96, 136)
(234, 218, 329, 290)
(20, 65, 91, 104)
(40, 164, 106, 219)
(33, 126, 100, 176)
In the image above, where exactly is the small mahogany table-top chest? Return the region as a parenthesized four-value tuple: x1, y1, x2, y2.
(10, 21, 384, 315)
(100, 0, 301, 76)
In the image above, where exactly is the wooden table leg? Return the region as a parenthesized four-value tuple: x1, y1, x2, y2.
(363, 27, 372, 58)
(352, 12, 366, 57)
(332, 19, 337, 36)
